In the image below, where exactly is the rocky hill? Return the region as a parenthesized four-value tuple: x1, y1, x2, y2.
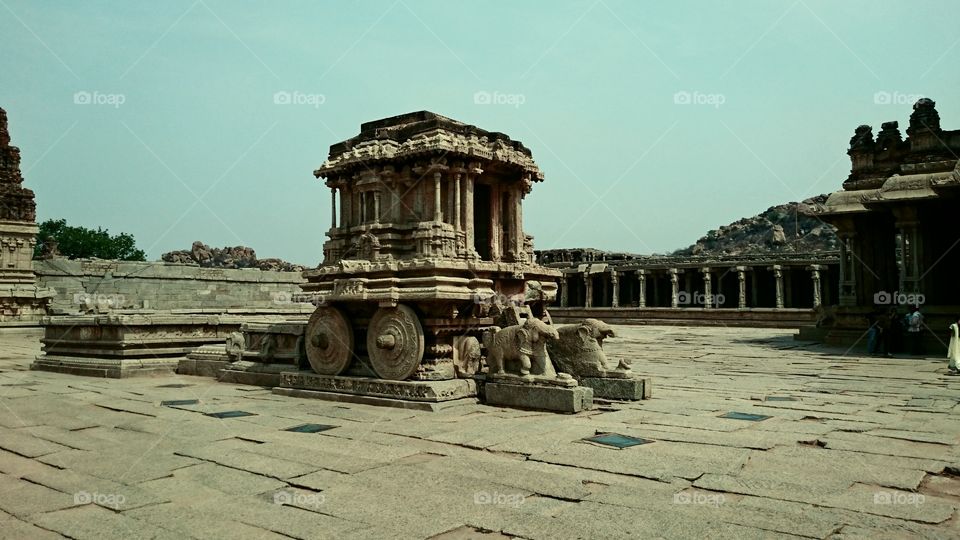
(161, 241, 305, 272)
(672, 195, 838, 256)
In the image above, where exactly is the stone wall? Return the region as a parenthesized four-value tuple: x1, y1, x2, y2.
(35, 259, 306, 314)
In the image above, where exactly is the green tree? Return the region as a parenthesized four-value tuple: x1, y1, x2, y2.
(34, 219, 147, 261)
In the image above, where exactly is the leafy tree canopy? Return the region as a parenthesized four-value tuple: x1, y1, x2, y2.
(34, 218, 146, 261)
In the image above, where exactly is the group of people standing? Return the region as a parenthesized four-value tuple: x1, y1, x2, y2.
(867, 306, 960, 376)
(866, 306, 925, 356)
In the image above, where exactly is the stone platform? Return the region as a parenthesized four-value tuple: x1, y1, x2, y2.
(177, 344, 231, 377)
(483, 381, 594, 413)
(552, 306, 816, 328)
(580, 376, 651, 400)
(32, 312, 306, 378)
(273, 371, 478, 411)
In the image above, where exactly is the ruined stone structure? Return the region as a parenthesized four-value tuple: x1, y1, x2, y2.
(32, 310, 311, 378)
(0, 108, 53, 324)
(35, 258, 305, 313)
(814, 98, 960, 349)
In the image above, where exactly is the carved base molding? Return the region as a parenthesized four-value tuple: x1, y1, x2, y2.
(276, 371, 477, 403)
(31, 355, 182, 378)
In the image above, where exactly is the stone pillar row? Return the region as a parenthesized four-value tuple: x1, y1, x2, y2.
(557, 264, 828, 310)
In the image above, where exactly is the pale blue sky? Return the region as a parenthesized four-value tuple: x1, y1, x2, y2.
(2, 0, 957, 264)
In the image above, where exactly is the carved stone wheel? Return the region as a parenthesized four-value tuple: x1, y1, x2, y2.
(367, 304, 425, 381)
(305, 306, 353, 375)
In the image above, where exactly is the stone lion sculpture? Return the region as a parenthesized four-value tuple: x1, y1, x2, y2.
(482, 317, 559, 377)
(548, 318, 630, 378)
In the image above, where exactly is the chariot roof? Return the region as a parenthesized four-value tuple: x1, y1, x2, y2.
(314, 111, 542, 180)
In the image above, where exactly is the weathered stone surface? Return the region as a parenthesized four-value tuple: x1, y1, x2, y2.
(34, 258, 307, 315)
(483, 381, 592, 413)
(2, 326, 960, 538)
(278, 371, 477, 402)
(0, 473, 76, 517)
(581, 376, 650, 400)
(30, 505, 183, 540)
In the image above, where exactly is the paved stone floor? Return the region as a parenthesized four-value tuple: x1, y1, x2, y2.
(1, 326, 959, 539)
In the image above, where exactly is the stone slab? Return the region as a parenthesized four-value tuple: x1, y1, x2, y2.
(483, 382, 593, 413)
(177, 357, 229, 378)
(580, 376, 651, 400)
(31, 356, 182, 378)
(278, 371, 477, 402)
(219, 368, 283, 387)
(272, 387, 478, 412)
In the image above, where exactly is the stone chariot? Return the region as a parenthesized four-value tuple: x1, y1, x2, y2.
(301, 111, 561, 383)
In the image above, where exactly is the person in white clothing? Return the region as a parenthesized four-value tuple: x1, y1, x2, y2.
(948, 318, 960, 375)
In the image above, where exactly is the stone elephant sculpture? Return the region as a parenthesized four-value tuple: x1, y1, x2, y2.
(483, 317, 560, 377)
(225, 331, 245, 362)
(548, 318, 630, 378)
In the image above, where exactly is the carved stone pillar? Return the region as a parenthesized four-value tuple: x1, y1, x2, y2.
(464, 173, 475, 255)
(893, 210, 921, 295)
(772, 265, 784, 309)
(636, 270, 647, 308)
(610, 270, 619, 308)
(490, 184, 501, 261)
(433, 172, 442, 222)
(701, 267, 712, 308)
(584, 273, 593, 308)
(838, 231, 858, 306)
(560, 276, 569, 307)
(810, 266, 823, 308)
(330, 188, 337, 229)
(373, 191, 381, 224)
(338, 187, 348, 228)
(453, 173, 462, 231)
(669, 268, 679, 308)
(737, 267, 747, 309)
(514, 190, 524, 261)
